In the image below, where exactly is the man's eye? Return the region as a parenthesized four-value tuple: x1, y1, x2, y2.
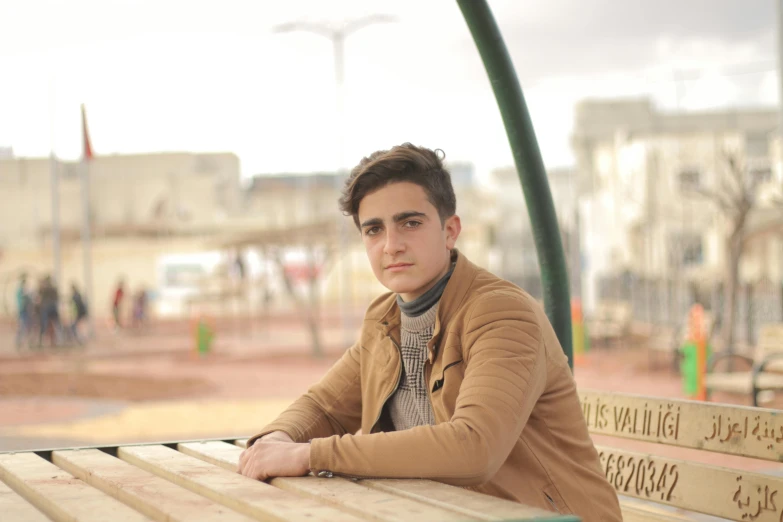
(404, 221, 421, 229)
(365, 226, 381, 236)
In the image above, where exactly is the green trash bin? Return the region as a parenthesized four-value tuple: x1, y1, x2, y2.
(680, 341, 711, 398)
(196, 319, 214, 356)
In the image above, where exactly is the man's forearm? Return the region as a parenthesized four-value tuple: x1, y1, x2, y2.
(259, 431, 294, 443)
(248, 343, 363, 447)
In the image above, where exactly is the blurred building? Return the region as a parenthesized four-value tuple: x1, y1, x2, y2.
(236, 162, 495, 310)
(0, 152, 241, 316)
(572, 98, 782, 311)
(488, 166, 580, 299)
(0, 153, 496, 318)
(0, 151, 241, 246)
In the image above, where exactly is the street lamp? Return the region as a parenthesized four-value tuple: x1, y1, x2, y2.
(274, 15, 397, 344)
(273, 15, 396, 173)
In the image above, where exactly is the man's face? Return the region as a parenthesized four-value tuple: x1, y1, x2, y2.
(358, 181, 461, 302)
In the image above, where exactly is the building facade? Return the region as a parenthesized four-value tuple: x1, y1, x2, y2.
(571, 98, 781, 312)
(0, 152, 242, 317)
(0, 154, 496, 319)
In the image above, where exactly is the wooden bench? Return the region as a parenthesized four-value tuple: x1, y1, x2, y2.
(587, 300, 633, 348)
(0, 438, 578, 521)
(707, 323, 783, 406)
(580, 389, 783, 521)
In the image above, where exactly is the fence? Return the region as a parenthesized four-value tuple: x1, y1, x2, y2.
(596, 274, 783, 347)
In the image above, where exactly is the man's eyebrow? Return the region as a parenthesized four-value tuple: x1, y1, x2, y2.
(360, 217, 383, 228)
(392, 211, 427, 222)
(359, 211, 428, 229)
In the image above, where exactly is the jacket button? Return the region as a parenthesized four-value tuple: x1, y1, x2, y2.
(317, 470, 334, 478)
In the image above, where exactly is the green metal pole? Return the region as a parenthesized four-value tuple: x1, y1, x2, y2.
(457, 0, 573, 369)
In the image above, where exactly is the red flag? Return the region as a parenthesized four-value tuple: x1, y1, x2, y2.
(81, 104, 93, 161)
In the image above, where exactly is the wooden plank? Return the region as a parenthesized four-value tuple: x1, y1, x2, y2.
(596, 444, 783, 521)
(121, 444, 364, 522)
(580, 389, 783, 461)
(361, 478, 563, 521)
(620, 503, 694, 521)
(0, 452, 150, 522)
(52, 448, 255, 522)
(178, 440, 249, 471)
(179, 441, 482, 522)
(0, 478, 52, 522)
(271, 476, 481, 522)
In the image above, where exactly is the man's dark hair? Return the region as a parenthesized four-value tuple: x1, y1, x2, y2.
(338, 143, 457, 228)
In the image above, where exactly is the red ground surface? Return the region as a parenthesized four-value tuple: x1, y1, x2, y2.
(0, 315, 779, 477)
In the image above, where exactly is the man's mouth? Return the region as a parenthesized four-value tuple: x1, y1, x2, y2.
(385, 263, 413, 272)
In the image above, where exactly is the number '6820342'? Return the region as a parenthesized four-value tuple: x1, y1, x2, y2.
(598, 451, 679, 501)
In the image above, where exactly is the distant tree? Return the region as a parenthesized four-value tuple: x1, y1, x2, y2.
(689, 153, 783, 358)
(272, 244, 332, 358)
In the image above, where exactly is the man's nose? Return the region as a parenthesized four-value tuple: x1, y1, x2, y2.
(383, 228, 405, 255)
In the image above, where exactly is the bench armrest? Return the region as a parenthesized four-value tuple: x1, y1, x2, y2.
(753, 352, 783, 375)
(707, 352, 754, 373)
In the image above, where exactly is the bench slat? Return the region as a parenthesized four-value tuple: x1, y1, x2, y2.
(580, 389, 783, 461)
(595, 444, 783, 521)
(122, 444, 364, 522)
(361, 479, 574, 521)
(0, 452, 151, 522)
(53, 449, 255, 522)
(179, 441, 478, 521)
(706, 372, 783, 395)
(271, 476, 479, 522)
(620, 502, 694, 521)
(0, 477, 56, 522)
(179, 440, 248, 471)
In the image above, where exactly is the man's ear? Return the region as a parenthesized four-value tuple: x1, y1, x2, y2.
(444, 215, 461, 249)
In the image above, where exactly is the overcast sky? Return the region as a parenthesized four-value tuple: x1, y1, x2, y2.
(0, 0, 778, 177)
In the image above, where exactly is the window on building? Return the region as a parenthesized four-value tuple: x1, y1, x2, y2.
(745, 132, 769, 159)
(668, 232, 703, 267)
(750, 166, 773, 185)
(194, 155, 217, 174)
(62, 163, 80, 179)
(678, 168, 701, 190)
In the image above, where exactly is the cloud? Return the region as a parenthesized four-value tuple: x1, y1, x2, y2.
(491, 0, 774, 80)
(0, 0, 778, 174)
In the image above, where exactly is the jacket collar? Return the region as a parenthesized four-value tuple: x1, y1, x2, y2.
(375, 250, 481, 358)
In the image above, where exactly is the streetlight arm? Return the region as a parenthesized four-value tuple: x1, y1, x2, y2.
(273, 15, 396, 40)
(272, 22, 336, 40)
(342, 14, 397, 36)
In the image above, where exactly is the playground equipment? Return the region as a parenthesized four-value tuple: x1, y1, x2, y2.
(681, 304, 710, 400)
(192, 315, 214, 358)
(571, 299, 590, 366)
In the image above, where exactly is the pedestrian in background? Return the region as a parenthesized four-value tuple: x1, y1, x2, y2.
(14, 273, 32, 350)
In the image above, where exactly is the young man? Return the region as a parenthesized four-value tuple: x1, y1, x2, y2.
(37, 275, 63, 348)
(69, 283, 89, 344)
(239, 144, 621, 521)
(112, 279, 125, 330)
(15, 273, 31, 349)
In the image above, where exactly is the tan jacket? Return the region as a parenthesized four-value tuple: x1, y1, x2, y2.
(249, 252, 621, 521)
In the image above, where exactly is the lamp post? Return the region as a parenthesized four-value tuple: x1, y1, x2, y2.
(274, 15, 396, 344)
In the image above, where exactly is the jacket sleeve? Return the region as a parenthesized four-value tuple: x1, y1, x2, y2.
(308, 291, 546, 486)
(247, 341, 363, 446)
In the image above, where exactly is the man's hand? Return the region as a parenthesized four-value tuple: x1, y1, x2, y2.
(237, 439, 310, 481)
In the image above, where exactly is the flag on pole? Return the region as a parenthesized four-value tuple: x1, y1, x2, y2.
(81, 104, 93, 160)
(79, 103, 95, 339)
